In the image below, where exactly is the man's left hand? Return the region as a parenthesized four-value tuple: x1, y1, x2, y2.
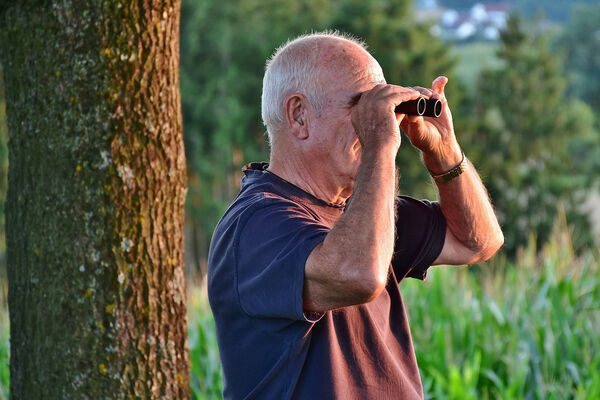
(399, 76, 462, 174)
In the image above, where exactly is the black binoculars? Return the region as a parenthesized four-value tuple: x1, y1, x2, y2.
(395, 97, 442, 118)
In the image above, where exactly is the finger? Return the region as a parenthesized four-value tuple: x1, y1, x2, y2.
(411, 86, 433, 98)
(399, 114, 422, 132)
(395, 88, 422, 105)
(404, 115, 421, 123)
(358, 84, 419, 106)
(395, 112, 406, 125)
(375, 86, 422, 110)
(378, 84, 422, 98)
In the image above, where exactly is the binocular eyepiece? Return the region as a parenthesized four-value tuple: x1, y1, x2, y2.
(395, 97, 442, 118)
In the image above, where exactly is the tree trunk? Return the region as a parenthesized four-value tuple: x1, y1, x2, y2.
(0, 0, 190, 398)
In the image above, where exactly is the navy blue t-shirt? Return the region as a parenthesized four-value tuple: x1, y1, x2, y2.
(208, 163, 446, 399)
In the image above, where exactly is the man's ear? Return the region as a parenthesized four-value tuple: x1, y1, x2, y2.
(284, 93, 309, 140)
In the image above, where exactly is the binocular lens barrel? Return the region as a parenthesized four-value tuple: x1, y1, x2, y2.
(395, 97, 442, 118)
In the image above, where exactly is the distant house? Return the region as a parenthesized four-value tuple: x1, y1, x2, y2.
(416, 1, 512, 42)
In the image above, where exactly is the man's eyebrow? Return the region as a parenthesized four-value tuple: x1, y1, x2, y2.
(348, 92, 363, 107)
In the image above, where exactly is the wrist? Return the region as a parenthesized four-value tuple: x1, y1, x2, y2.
(361, 141, 399, 162)
(429, 150, 467, 183)
(421, 142, 463, 175)
(357, 146, 398, 186)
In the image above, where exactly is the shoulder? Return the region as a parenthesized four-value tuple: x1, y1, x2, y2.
(211, 190, 321, 256)
(225, 191, 316, 230)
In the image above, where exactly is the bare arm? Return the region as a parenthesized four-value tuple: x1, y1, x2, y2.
(426, 153, 504, 265)
(402, 77, 504, 265)
(303, 85, 420, 312)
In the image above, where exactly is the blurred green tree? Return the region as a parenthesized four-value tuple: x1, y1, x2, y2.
(471, 13, 598, 253)
(557, 3, 600, 112)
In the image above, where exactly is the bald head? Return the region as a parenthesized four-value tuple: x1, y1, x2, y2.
(261, 32, 377, 146)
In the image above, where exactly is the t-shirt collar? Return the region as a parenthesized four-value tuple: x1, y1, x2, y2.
(242, 162, 346, 210)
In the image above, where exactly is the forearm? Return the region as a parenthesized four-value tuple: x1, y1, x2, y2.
(424, 147, 504, 263)
(304, 148, 397, 310)
(401, 75, 502, 264)
(333, 149, 397, 279)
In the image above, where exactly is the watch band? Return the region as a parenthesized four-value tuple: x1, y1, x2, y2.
(430, 151, 467, 183)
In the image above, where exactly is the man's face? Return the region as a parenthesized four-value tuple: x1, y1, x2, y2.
(307, 45, 386, 193)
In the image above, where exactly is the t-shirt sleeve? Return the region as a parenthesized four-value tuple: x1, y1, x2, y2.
(392, 196, 446, 282)
(234, 198, 329, 321)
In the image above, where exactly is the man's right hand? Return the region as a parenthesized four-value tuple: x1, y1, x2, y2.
(351, 84, 422, 154)
(304, 84, 421, 313)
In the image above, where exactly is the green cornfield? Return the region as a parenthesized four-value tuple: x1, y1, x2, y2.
(403, 218, 600, 400)
(1, 216, 599, 399)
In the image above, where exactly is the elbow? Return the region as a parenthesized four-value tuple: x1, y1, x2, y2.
(347, 262, 389, 304)
(305, 244, 390, 310)
(486, 227, 505, 259)
(355, 276, 387, 304)
(471, 228, 504, 263)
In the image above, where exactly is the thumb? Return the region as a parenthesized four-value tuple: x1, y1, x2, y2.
(432, 76, 448, 96)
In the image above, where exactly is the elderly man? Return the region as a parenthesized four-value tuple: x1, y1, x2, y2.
(208, 32, 503, 399)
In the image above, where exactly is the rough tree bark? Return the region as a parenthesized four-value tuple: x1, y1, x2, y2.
(0, 0, 190, 398)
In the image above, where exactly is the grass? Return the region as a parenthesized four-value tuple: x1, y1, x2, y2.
(187, 281, 223, 399)
(1, 215, 598, 399)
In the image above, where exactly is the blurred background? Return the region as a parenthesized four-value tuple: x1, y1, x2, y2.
(1, 0, 599, 398)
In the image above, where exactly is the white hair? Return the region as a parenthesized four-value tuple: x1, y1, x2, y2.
(261, 31, 367, 146)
